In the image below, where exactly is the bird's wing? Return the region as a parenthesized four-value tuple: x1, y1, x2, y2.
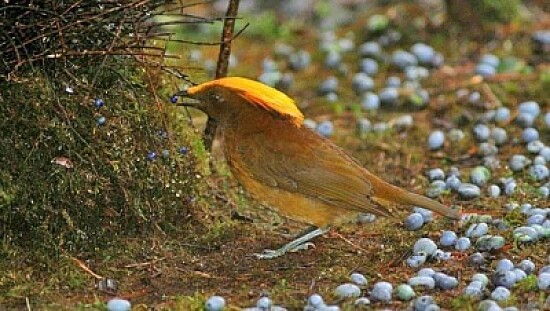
(235, 128, 392, 217)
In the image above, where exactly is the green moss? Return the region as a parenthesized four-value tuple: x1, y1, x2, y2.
(449, 295, 477, 310)
(472, 0, 522, 24)
(515, 275, 538, 293)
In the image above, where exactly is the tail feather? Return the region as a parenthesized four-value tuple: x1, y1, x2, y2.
(399, 191, 461, 219)
(369, 173, 461, 219)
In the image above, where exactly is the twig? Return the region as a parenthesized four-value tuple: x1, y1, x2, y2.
(25, 297, 31, 311)
(203, 0, 241, 151)
(71, 256, 103, 279)
(480, 83, 501, 109)
(330, 231, 368, 254)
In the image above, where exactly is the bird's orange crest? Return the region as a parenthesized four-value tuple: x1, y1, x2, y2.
(187, 77, 304, 126)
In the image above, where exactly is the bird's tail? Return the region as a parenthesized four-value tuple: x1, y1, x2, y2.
(397, 190, 461, 219)
(367, 171, 461, 219)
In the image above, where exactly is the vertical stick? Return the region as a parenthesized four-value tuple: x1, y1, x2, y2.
(203, 0, 240, 151)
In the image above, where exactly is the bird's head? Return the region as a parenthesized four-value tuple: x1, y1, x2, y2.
(176, 77, 304, 126)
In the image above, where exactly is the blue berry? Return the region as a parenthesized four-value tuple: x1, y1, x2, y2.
(262, 58, 278, 73)
(493, 270, 517, 288)
(324, 51, 342, 69)
(205, 296, 225, 311)
(427, 168, 445, 181)
(97, 116, 107, 126)
(352, 73, 374, 95)
(436, 275, 458, 290)
(528, 164, 549, 181)
(427, 130, 445, 150)
(463, 285, 483, 298)
(491, 286, 510, 301)
(414, 295, 435, 311)
(354, 297, 371, 306)
(457, 183, 481, 199)
(494, 107, 511, 123)
(307, 294, 325, 308)
(527, 214, 545, 226)
(413, 207, 433, 223)
(386, 76, 401, 88)
(488, 184, 501, 197)
(440, 231, 458, 247)
(405, 213, 424, 230)
(258, 71, 282, 87)
(473, 124, 490, 142)
(407, 255, 427, 268)
(509, 154, 530, 171)
(405, 66, 430, 81)
(516, 112, 535, 128)
(256, 297, 272, 309)
(466, 222, 489, 238)
(514, 226, 540, 242)
(522, 127, 539, 143)
(455, 237, 471, 251)
(170, 95, 178, 104)
(479, 54, 500, 68)
(408, 276, 435, 289)
(496, 259, 514, 272)
(413, 238, 438, 256)
(178, 146, 188, 154)
(361, 92, 380, 111)
(472, 274, 489, 288)
(335, 283, 361, 298)
(538, 273, 550, 290)
(350, 273, 368, 286)
(107, 298, 131, 311)
(470, 166, 491, 186)
(427, 180, 446, 198)
(318, 76, 338, 95)
(379, 88, 399, 106)
(396, 284, 416, 301)
(391, 50, 418, 69)
(490, 127, 508, 145)
(359, 58, 378, 76)
(475, 63, 496, 77)
(370, 282, 393, 302)
(417, 268, 435, 278)
(411, 43, 435, 65)
(518, 101, 540, 118)
(147, 151, 157, 161)
(316, 120, 334, 137)
(288, 50, 311, 71)
(94, 98, 105, 109)
(445, 175, 461, 191)
(359, 41, 381, 58)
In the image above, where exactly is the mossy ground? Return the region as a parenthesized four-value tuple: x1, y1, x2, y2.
(1, 2, 549, 310)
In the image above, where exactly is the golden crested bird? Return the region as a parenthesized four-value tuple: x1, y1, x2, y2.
(177, 77, 460, 259)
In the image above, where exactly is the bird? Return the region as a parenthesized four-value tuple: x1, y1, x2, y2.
(176, 76, 460, 259)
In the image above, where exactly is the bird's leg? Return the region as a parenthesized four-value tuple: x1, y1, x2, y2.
(254, 227, 330, 259)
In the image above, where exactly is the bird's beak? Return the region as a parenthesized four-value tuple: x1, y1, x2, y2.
(172, 87, 200, 107)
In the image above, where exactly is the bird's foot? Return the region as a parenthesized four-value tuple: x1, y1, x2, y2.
(253, 227, 329, 259)
(253, 242, 316, 259)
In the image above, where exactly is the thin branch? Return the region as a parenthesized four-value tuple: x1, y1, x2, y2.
(203, 0, 241, 151)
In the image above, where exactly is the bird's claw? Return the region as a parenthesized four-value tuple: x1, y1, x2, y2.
(253, 242, 316, 259)
(253, 249, 280, 260)
(289, 242, 315, 252)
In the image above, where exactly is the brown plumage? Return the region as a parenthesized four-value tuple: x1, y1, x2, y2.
(180, 77, 460, 258)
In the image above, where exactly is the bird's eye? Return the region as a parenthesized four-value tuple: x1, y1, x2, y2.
(211, 93, 222, 102)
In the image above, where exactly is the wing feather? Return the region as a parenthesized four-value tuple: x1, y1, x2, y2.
(232, 127, 392, 217)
